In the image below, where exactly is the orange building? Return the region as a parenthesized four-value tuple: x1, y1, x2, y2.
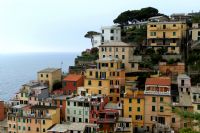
(62, 74, 84, 95)
(159, 62, 185, 75)
(0, 101, 5, 121)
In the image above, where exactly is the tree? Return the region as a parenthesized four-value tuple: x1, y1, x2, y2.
(145, 48, 155, 55)
(157, 47, 167, 55)
(52, 81, 62, 91)
(84, 31, 101, 47)
(113, 7, 162, 25)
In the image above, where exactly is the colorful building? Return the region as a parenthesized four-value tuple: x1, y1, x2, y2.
(159, 62, 185, 76)
(66, 96, 90, 123)
(146, 21, 187, 54)
(7, 105, 60, 133)
(37, 68, 62, 91)
(123, 79, 145, 132)
(84, 57, 125, 103)
(52, 95, 72, 122)
(62, 74, 84, 95)
(99, 42, 141, 72)
(144, 77, 173, 132)
(97, 109, 119, 132)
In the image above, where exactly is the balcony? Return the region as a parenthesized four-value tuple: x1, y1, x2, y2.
(144, 90, 170, 95)
(97, 118, 117, 123)
(170, 43, 177, 46)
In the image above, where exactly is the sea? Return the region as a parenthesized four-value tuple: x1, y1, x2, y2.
(0, 52, 79, 101)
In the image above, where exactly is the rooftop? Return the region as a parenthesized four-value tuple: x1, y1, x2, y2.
(148, 21, 186, 24)
(118, 117, 132, 123)
(146, 77, 171, 86)
(177, 74, 190, 79)
(69, 96, 88, 102)
(38, 68, 61, 73)
(96, 57, 121, 62)
(47, 123, 97, 132)
(63, 74, 83, 81)
(53, 95, 73, 100)
(32, 86, 48, 90)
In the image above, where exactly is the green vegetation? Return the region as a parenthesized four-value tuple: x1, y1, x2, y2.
(84, 31, 101, 47)
(192, 15, 200, 23)
(113, 7, 164, 25)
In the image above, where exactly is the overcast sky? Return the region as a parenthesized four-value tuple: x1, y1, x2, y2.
(0, 0, 199, 53)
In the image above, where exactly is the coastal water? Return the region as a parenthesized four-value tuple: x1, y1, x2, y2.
(0, 52, 79, 101)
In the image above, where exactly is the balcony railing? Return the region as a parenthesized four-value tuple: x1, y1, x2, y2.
(144, 90, 170, 95)
(97, 118, 117, 123)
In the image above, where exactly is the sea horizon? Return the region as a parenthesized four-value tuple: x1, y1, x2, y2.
(0, 52, 79, 101)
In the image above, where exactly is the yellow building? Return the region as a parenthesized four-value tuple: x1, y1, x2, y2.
(123, 78, 144, 132)
(99, 42, 142, 73)
(147, 21, 187, 54)
(7, 105, 60, 133)
(84, 57, 125, 102)
(37, 68, 62, 91)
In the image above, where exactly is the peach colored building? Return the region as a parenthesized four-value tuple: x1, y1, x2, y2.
(159, 62, 185, 75)
(7, 105, 60, 133)
(144, 77, 173, 132)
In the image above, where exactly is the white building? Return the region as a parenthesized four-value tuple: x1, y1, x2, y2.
(101, 25, 121, 43)
(192, 23, 200, 41)
(66, 96, 90, 123)
(92, 25, 121, 47)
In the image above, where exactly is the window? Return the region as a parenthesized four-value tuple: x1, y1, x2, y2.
(46, 74, 48, 78)
(184, 123, 187, 127)
(163, 25, 166, 29)
(74, 110, 76, 114)
(152, 97, 156, 102)
(173, 24, 176, 27)
(28, 127, 31, 131)
(198, 105, 200, 110)
(99, 90, 102, 94)
(74, 102, 76, 106)
(173, 32, 176, 36)
(198, 31, 200, 36)
(43, 120, 45, 125)
(150, 32, 156, 36)
(111, 29, 114, 33)
(172, 118, 175, 123)
(152, 106, 156, 112)
(23, 126, 26, 131)
(129, 115, 132, 118)
(18, 126, 21, 130)
(117, 72, 119, 76)
(79, 110, 81, 115)
(43, 129, 45, 132)
(135, 115, 142, 120)
(37, 128, 39, 132)
(73, 82, 76, 87)
(122, 48, 125, 52)
(67, 109, 70, 114)
(88, 80, 91, 85)
(137, 107, 140, 112)
(129, 98, 132, 103)
(129, 107, 132, 112)
(110, 36, 114, 40)
(98, 81, 102, 86)
(89, 71, 92, 76)
(137, 99, 140, 103)
(181, 80, 184, 86)
(67, 101, 70, 106)
(79, 118, 82, 122)
(116, 48, 118, 52)
(109, 47, 112, 52)
(115, 55, 118, 58)
(111, 63, 113, 67)
(160, 97, 164, 102)
(85, 118, 88, 123)
(122, 55, 125, 59)
(85, 111, 88, 115)
(131, 63, 135, 68)
(160, 106, 164, 112)
(41, 74, 43, 77)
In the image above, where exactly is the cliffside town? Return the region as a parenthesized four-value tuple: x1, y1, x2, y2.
(1, 9, 200, 133)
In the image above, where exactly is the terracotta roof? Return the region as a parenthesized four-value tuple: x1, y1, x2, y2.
(145, 77, 171, 86)
(63, 74, 83, 81)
